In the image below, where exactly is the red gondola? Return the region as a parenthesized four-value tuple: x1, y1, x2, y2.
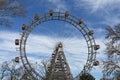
(34, 14, 39, 20)
(15, 57, 19, 63)
(78, 18, 83, 24)
(93, 61, 99, 66)
(65, 11, 69, 17)
(22, 24, 26, 30)
(49, 9, 54, 16)
(88, 30, 94, 35)
(15, 39, 19, 45)
(94, 45, 100, 50)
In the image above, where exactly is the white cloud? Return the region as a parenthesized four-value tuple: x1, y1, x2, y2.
(75, 0, 120, 13)
(75, 0, 120, 26)
(102, 15, 120, 26)
(47, 0, 67, 11)
(94, 28, 105, 33)
(0, 31, 20, 52)
(0, 30, 106, 77)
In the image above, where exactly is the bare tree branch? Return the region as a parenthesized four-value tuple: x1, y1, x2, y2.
(102, 24, 120, 79)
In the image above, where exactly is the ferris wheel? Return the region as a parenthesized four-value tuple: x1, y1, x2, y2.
(15, 10, 100, 80)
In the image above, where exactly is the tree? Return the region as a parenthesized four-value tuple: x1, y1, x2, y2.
(0, 59, 34, 80)
(0, 59, 25, 80)
(0, 59, 48, 80)
(0, 0, 26, 27)
(102, 24, 120, 79)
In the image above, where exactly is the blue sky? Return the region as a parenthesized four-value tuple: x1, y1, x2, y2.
(0, 0, 120, 80)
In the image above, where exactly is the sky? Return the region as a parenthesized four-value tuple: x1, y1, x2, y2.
(0, 0, 120, 80)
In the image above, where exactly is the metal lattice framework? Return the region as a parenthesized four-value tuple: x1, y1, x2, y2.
(16, 10, 100, 80)
(46, 42, 73, 80)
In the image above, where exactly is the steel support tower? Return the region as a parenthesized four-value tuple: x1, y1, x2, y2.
(46, 42, 73, 80)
